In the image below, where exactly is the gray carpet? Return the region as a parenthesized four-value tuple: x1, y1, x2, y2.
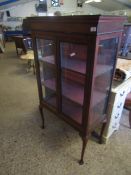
(0, 42, 131, 175)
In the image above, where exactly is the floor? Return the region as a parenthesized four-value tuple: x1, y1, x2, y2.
(0, 42, 131, 175)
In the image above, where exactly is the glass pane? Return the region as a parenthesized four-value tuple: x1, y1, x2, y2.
(60, 42, 87, 124)
(60, 42, 87, 74)
(36, 39, 57, 108)
(89, 38, 118, 126)
(37, 39, 55, 64)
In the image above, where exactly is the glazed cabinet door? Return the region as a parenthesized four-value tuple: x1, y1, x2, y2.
(89, 37, 119, 128)
(60, 42, 87, 125)
(36, 38, 57, 108)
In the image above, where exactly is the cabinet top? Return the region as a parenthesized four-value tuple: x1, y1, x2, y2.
(23, 15, 127, 35)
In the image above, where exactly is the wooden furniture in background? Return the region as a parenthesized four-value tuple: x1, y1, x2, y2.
(20, 50, 35, 74)
(103, 58, 131, 142)
(16, 37, 35, 73)
(23, 15, 127, 164)
(0, 25, 5, 53)
(13, 36, 32, 56)
(103, 77, 131, 142)
(4, 30, 30, 41)
(13, 36, 27, 55)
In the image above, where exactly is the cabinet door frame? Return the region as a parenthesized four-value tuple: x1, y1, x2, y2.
(32, 33, 58, 112)
(56, 34, 97, 131)
(58, 37, 89, 125)
(86, 32, 122, 132)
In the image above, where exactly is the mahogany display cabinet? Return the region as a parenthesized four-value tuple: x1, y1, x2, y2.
(23, 15, 127, 164)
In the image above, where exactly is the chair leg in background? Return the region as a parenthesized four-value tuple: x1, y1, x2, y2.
(99, 121, 107, 144)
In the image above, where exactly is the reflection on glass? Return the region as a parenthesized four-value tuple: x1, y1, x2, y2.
(36, 39, 57, 108)
(119, 25, 131, 57)
(89, 38, 118, 126)
(60, 42, 87, 124)
(60, 42, 87, 74)
(37, 39, 55, 64)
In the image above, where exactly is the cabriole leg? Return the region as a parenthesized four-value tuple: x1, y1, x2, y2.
(79, 136, 89, 165)
(39, 105, 44, 129)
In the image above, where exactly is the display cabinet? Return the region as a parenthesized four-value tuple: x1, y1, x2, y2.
(23, 15, 127, 164)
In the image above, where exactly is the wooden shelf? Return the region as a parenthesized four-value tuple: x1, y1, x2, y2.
(42, 78, 106, 108)
(62, 79, 84, 105)
(44, 95, 82, 124)
(39, 56, 112, 77)
(62, 57, 86, 74)
(95, 64, 112, 77)
(39, 55, 55, 64)
(42, 78, 56, 91)
(43, 78, 84, 105)
(45, 94, 57, 107)
(92, 89, 106, 107)
(62, 97, 82, 124)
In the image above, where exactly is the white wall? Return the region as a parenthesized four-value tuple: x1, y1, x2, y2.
(109, 9, 131, 22)
(0, 0, 106, 28)
(81, 3, 106, 15)
(0, 0, 38, 29)
(1, 0, 105, 17)
(1, 0, 38, 18)
(10, 0, 38, 17)
(110, 9, 131, 16)
(47, 0, 106, 16)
